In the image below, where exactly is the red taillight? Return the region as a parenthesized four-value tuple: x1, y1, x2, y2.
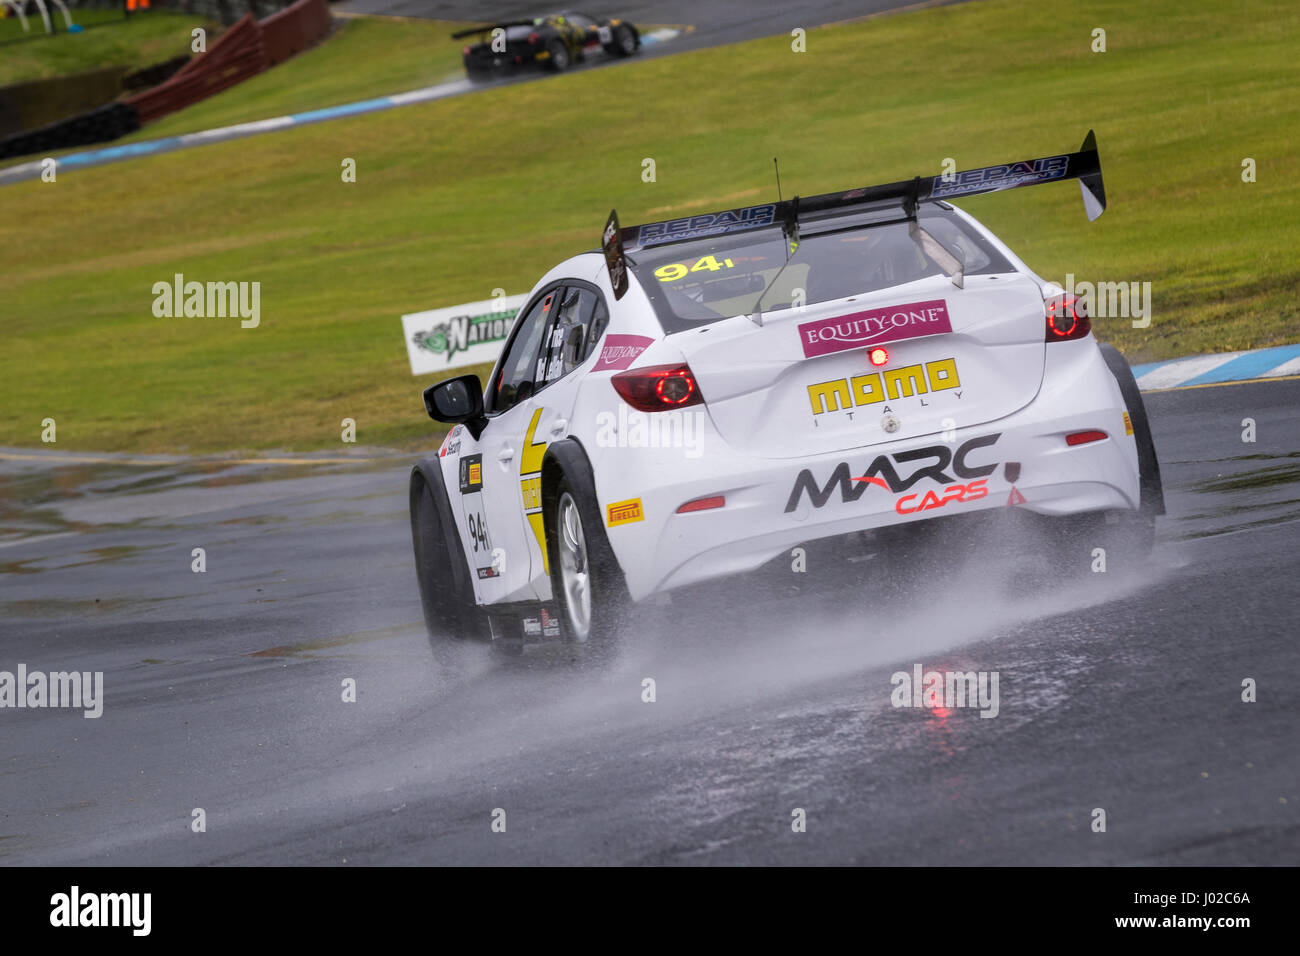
(676, 495, 725, 514)
(528, 32, 539, 43)
(1066, 429, 1109, 446)
(611, 364, 704, 412)
(1045, 293, 1090, 341)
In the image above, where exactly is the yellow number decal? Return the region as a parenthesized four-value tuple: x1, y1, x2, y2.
(520, 409, 549, 573)
(690, 255, 724, 273)
(656, 257, 737, 283)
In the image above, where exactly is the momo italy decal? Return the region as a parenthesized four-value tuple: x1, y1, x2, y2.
(808, 357, 961, 418)
(520, 408, 549, 573)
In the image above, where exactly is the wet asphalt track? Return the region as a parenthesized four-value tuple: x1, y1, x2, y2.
(1, 378, 1297, 865)
(334, 0, 957, 58)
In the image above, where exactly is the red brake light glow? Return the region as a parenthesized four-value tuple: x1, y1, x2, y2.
(612, 364, 704, 412)
(868, 347, 889, 366)
(1045, 293, 1090, 341)
(1066, 430, 1109, 446)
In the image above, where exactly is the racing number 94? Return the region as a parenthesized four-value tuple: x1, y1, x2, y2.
(654, 255, 736, 282)
(466, 511, 491, 552)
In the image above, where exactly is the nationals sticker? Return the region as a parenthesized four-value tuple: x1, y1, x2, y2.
(597, 334, 654, 371)
(797, 299, 951, 358)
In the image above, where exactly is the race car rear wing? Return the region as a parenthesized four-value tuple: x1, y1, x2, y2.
(607, 131, 1107, 269)
(450, 20, 535, 39)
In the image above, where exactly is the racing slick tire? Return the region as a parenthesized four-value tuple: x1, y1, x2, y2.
(542, 442, 631, 645)
(1056, 343, 1164, 574)
(603, 23, 638, 57)
(546, 38, 571, 72)
(1099, 342, 1165, 518)
(409, 464, 489, 652)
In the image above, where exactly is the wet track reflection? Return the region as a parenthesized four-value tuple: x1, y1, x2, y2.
(0, 380, 1296, 864)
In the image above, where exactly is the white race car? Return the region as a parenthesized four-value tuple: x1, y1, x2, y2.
(410, 132, 1164, 646)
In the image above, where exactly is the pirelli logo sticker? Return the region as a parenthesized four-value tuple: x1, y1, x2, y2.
(606, 498, 644, 527)
(459, 454, 483, 493)
(1123, 411, 1134, 436)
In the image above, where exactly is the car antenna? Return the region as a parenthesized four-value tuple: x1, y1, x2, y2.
(747, 158, 797, 328)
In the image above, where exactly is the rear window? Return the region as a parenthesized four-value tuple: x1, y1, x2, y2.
(629, 206, 1013, 334)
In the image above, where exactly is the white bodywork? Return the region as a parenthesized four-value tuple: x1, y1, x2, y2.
(432, 205, 1141, 606)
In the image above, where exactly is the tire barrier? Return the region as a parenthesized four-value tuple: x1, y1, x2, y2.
(122, 54, 191, 91)
(0, 66, 127, 138)
(0, 0, 331, 160)
(125, 0, 331, 124)
(125, 11, 265, 124)
(0, 100, 140, 160)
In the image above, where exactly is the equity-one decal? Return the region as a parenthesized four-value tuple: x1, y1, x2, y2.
(798, 299, 952, 358)
(784, 433, 1000, 512)
(597, 334, 654, 371)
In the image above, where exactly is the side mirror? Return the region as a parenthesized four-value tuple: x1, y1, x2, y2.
(423, 374, 487, 439)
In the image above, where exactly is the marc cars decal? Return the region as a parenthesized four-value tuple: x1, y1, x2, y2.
(784, 433, 1000, 512)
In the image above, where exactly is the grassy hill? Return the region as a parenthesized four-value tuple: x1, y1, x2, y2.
(2, 0, 1296, 453)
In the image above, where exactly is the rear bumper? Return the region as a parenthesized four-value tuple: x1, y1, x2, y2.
(464, 53, 532, 75)
(590, 337, 1141, 601)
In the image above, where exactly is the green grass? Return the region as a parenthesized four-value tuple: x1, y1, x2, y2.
(2, 0, 1297, 454)
(0, 9, 212, 85)
(121, 16, 474, 140)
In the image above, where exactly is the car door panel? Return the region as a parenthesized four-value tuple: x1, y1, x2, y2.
(465, 287, 561, 605)
(512, 283, 613, 599)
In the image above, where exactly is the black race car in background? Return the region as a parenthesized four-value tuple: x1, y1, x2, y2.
(454, 12, 640, 80)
